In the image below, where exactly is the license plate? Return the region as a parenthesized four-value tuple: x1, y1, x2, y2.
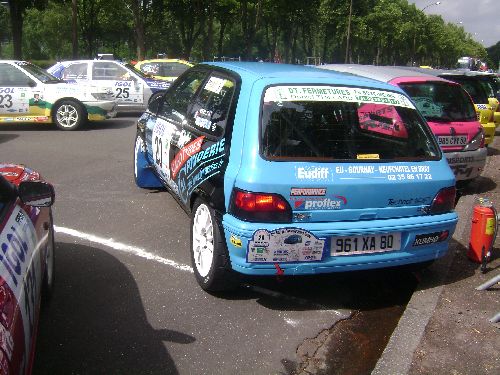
(438, 136, 467, 146)
(331, 233, 401, 256)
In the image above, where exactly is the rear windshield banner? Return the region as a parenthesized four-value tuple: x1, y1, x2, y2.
(264, 86, 414, 109)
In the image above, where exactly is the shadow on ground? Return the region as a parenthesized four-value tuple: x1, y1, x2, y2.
(34, 242, 195, 375)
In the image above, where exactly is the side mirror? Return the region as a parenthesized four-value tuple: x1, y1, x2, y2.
(28, 80, 37, 87)
(18, 180, 55, 207)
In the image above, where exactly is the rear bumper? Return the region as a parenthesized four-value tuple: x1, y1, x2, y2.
(445, 147, 487, 181)
(222, 212, 458, 276)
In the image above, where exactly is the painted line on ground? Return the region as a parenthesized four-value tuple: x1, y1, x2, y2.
(55, 225, 347, 320)
(54, 225, 194, 273)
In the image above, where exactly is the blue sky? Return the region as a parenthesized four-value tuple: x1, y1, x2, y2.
(408, 0, 499, 48)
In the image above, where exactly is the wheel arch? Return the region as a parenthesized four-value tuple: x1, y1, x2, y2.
(51, 97, 88, 121)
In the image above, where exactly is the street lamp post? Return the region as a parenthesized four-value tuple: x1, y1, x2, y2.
(345, 0, 353, 63)
(422, 1, 441, 12)
(412, 1, 441, 66)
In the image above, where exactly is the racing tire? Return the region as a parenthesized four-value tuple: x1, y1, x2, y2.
(190, 199, 238, 292)
(53, 100, 85, 130)
(42, 210, 55, 304)
(134, 132, 163, 188)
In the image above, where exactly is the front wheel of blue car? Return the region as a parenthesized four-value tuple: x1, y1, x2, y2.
(190, 199, 237, 292)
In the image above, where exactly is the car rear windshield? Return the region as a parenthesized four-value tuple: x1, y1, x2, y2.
(398, 82, 477, 122)
(261, 85, 440, 161)
(440, 77, 489, 104)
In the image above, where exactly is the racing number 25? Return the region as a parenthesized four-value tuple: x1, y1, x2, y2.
(0, 94, 13, 108)
(115, 87, 130, 99)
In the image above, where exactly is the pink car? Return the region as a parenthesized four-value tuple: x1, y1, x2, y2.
(318, 65, 487, 185)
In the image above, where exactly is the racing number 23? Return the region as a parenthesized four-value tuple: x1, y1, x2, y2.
(0, 94, 13, 108)
(115, 87, 130, 99)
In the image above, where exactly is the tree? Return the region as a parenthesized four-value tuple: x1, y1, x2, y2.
(167, 0, 208, 60)
(0, 4, 11, 58)
(7, 0, 47, 59)
(23, 1, 72, 59)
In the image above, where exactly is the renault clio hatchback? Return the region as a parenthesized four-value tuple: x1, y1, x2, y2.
(406, 68, 497, 145)
(134, 62, 458, 292)
(317, 65, 487, 185)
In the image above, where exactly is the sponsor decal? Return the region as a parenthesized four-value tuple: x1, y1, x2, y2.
(296, 166, 329, 180)
(292, 195, 347, 210)
(475, 104, 488, 110)
(357, 154, 379, 159)
(176, 138, 226, 203)
(247, 228, 325, 263)
(388, 196, 431, 206)
(290, 187, 326, 196)
(115, 81, 132, 87)
(194, 109, 214, 131)
(145, 79, 171, 90)
(413, 231, 449, 246)
(204, 77, 226, 94)
(230, 235, 242, 248)
(334, 164, 433, 181)
(264, 86, 414, 109)
(170, 136, 205, 179)
(0, 205, 40, 375)
(335, 165, 375, 174)
(35, 116, 49, 122)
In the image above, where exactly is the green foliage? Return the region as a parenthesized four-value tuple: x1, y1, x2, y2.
(23, 1, 72, 59)
(7, 0, 499, 68)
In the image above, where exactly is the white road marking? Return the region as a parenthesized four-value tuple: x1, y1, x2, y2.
(54, 225, 194, 273)
(55, 226, 348, 322)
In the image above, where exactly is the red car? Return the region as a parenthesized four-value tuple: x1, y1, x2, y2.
(0, 164, 55, 375)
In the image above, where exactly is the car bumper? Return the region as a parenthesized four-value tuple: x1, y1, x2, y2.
(222, 212, 458, 276)
(481, 121, 496, 145)
(82, 101, 117, 120)
(445, 147, 487, 181)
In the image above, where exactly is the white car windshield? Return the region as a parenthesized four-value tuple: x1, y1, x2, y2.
(16, 61, 61, 83)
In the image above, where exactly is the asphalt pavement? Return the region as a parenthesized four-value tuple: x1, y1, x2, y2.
(372, 131, 500, 375)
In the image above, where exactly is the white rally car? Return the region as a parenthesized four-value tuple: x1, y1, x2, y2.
(47, 60, 171, 112)
(0, 61, 116, 130)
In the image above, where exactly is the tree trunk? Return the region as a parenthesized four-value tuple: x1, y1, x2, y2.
(130, 0, 145, 60)
(8, 0, 23, 59)
(217, 21, 227, 58)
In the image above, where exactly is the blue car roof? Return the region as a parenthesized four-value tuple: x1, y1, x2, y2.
(201, 62, 404, 93)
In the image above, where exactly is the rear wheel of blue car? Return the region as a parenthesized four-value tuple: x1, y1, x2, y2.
(191, 199, 237, 292)
(53, 100, 85, 130)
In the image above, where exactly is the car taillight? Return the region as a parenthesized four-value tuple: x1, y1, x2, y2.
(429, 186, 456, 214)
(229, 189, 292, 223)
(463, 127, 485, 151)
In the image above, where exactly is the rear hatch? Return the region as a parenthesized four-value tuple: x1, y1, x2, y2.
(397, 81, 483, 152)
(245, 84, 455, 223)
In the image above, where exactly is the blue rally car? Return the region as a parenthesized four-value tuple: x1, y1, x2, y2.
(134, 62, 458, 292)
